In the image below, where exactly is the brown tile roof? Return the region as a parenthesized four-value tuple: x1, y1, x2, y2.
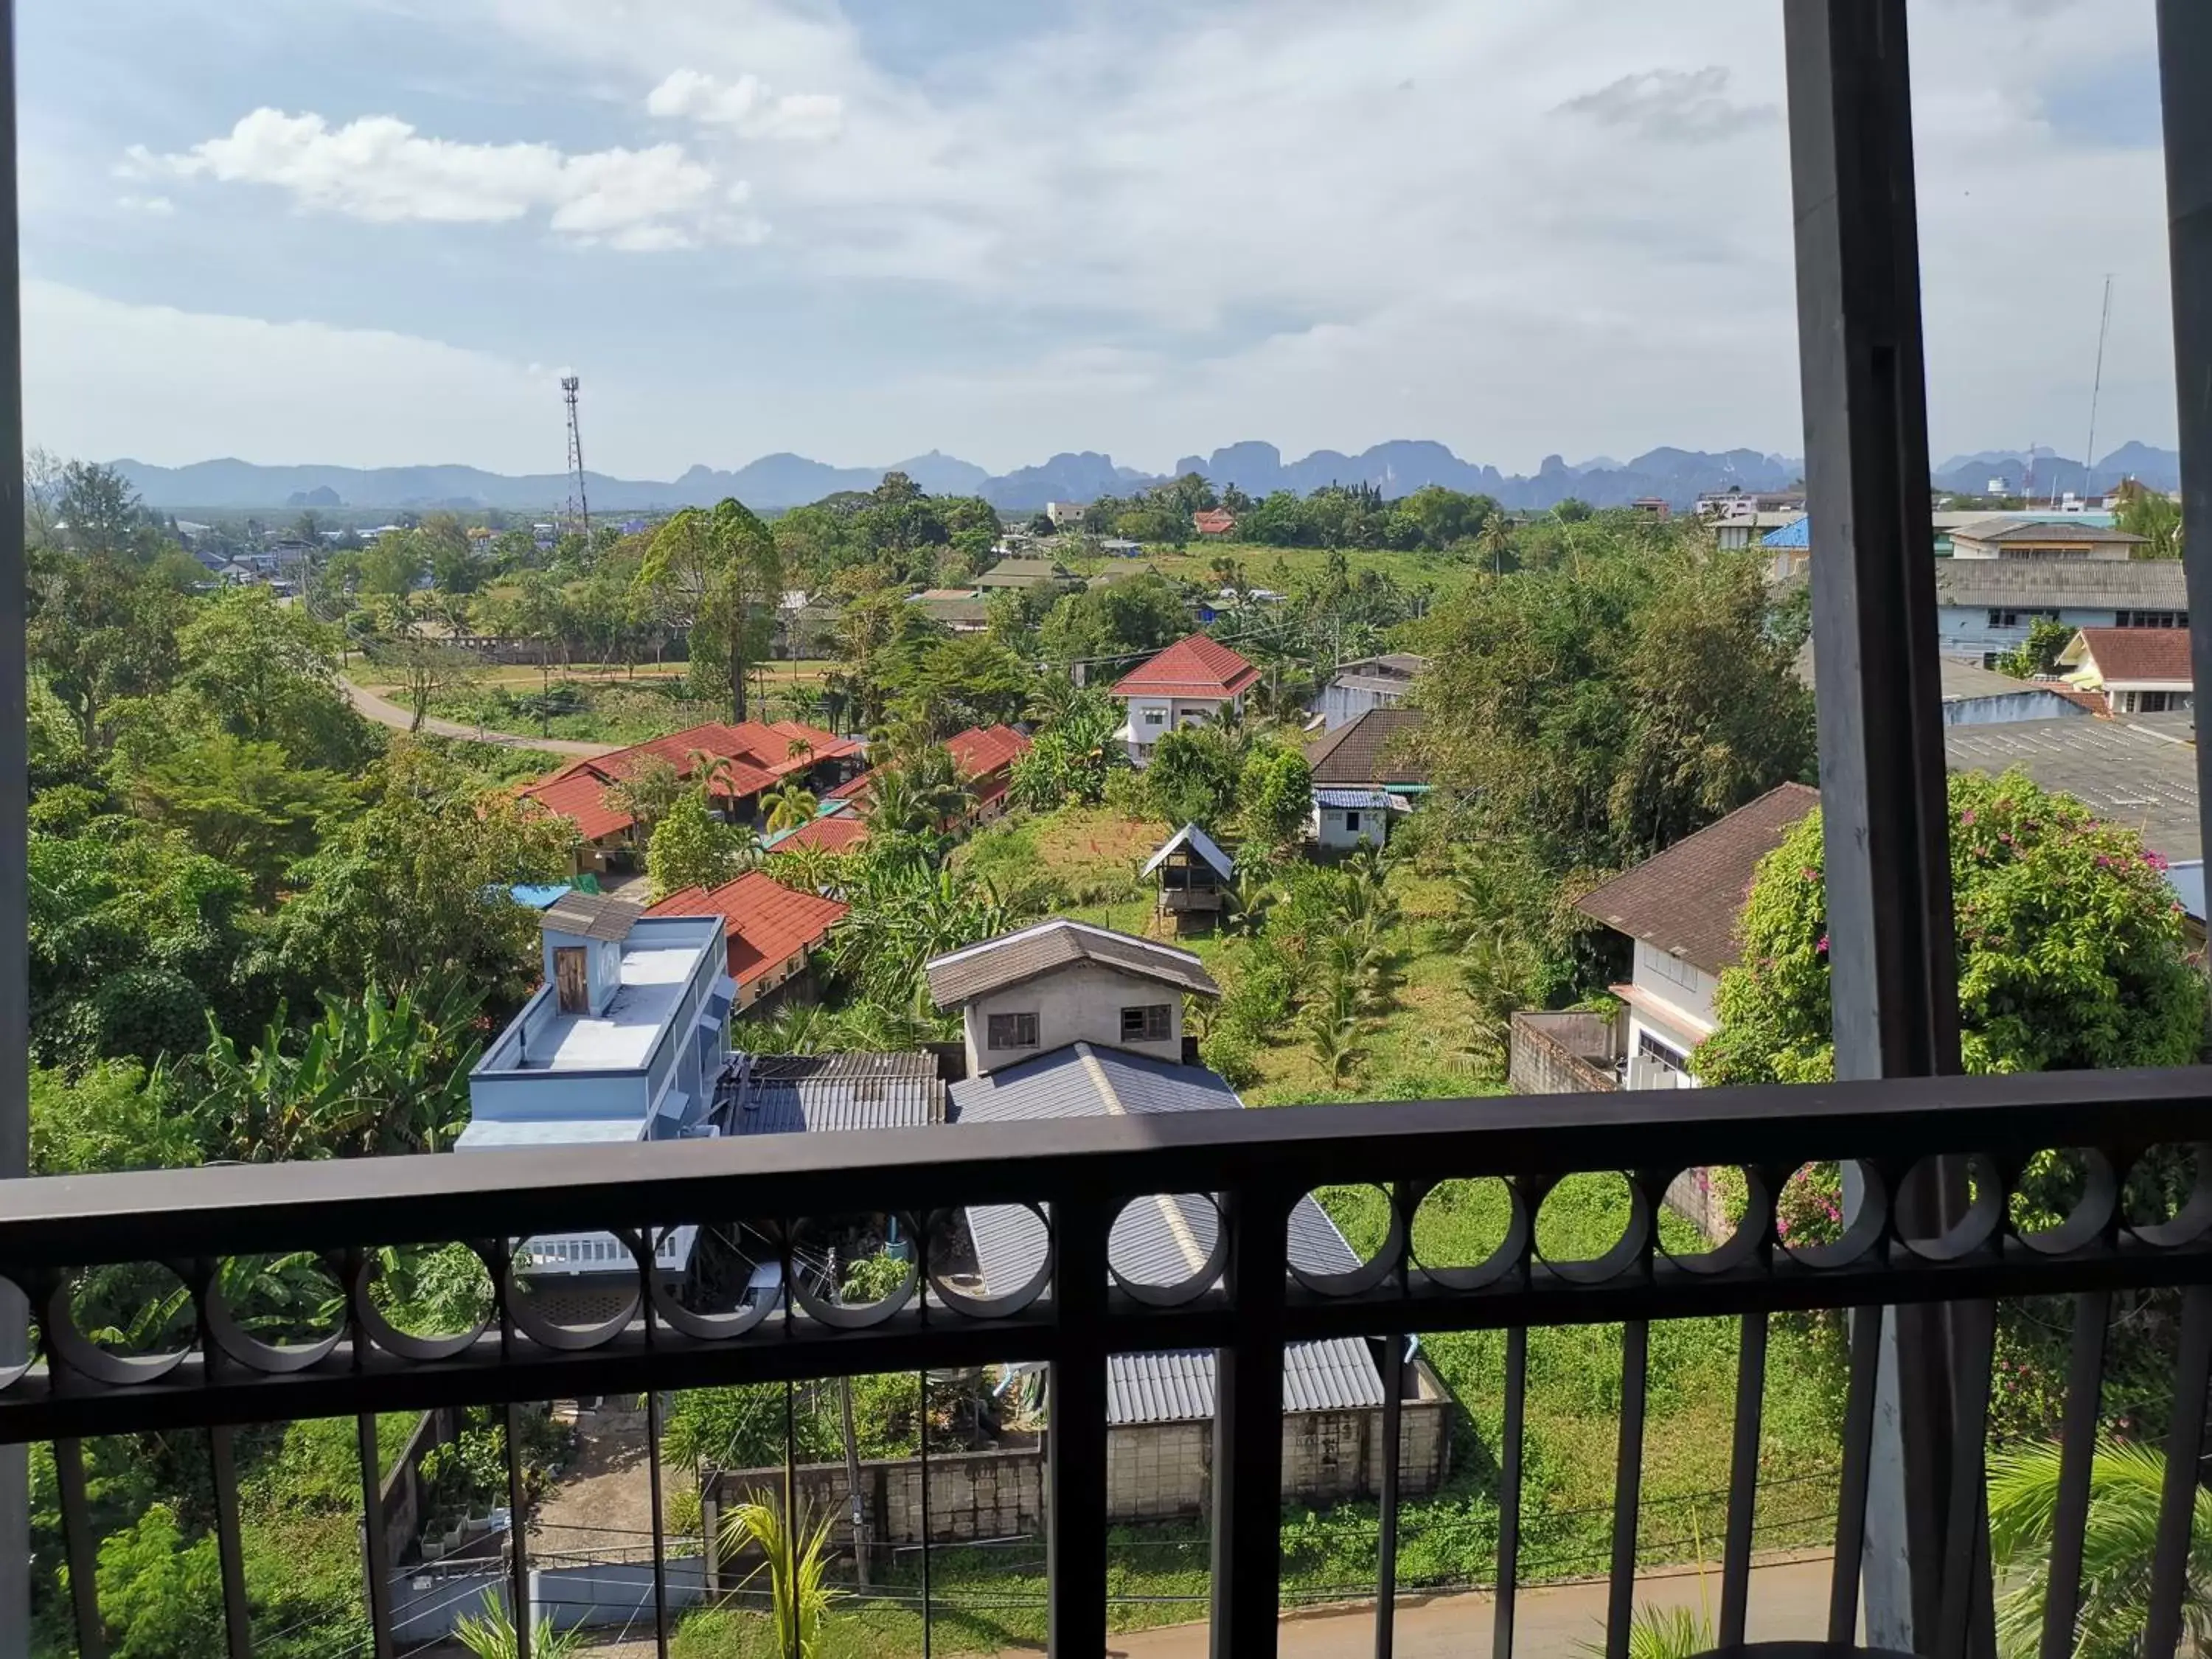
(925, 919, 1220, 1008)
(2072, 627, 2193, 686)
(1574, 783, 1820, 975)
(644, 869, 850, 990)
(1304, 708, 1427, 786)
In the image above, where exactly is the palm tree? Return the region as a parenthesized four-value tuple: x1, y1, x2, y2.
(453, 1604, 585, 1659)
(770, 841, 844, 897)
(1478, 513, 1514, 577)
(720, 1492, 841, 1658)
(1988, 1435, 2212, 1659)
(687, 748, 746, 816)
(785, 736, 816, 766)
(764, 782, 819, 835)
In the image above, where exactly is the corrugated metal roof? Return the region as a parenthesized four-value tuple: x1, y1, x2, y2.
(950, 1042, 1241, 1123)
(1103, 1339, 1386, 1425)
(1314, 788, 1394, 809)
(728, 1051, 947, 1133)
(542, 892, 646, 942)
(1141, 823, 1234, 882)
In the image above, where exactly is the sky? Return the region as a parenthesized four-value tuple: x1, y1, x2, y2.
(18, 0, 2180, 479)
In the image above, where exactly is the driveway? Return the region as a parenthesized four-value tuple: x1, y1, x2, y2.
(339, 673, 619, 759)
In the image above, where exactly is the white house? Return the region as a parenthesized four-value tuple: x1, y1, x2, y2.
(924, 917, 1219, 1077)
(1109, 634, 1260, 768)
(464, 894, 736, 1293)
(1573, 784, 1819, 1089)
(1304, 707, 1427, 851)
(1315, 653, 1425, 731)
(2058, 626, 2194, 715)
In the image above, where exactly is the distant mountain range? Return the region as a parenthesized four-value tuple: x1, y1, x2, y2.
(108, 438, 2182, 515)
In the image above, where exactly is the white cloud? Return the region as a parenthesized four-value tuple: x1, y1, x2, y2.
(114, 193, 175, 215)
(646, 69, 844, 141)
(1557, 67, 1776, 142)
(22, 279, 558, 470)
(122, 108, 759, 249)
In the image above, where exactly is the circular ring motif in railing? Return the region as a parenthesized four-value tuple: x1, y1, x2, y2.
(44, 1263, 196, 1388)
(786, 1215, 919, 1330)
(2124, 1141, 2212, 1248)
(502, 1230, 644, 1352)
(1656, 1165, 1770, 1276)
(1777, 1160, 1887, 1270)
(1891, 1153, 2004, 1262)
(351, 1245, 495, 1363)
(1288, 1184, 1402, 1298)
(2009, 1147, 2119, 1258)
(1532, 1171, 1650, 1286)
(1407, 1176, 1529, 1293)
(204, 1255, 347, 1374)
(0, 1277, 38, 1391)
(1107, 1193, 1229, 1308)
(926, 1204, 1054, 1320)
(647, 1221, 783, 1340)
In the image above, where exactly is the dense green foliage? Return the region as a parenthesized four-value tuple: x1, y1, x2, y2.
(1697, 771, 2202, 1083)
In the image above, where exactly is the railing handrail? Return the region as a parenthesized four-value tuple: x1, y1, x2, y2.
(3, 1065, 2208, 1267)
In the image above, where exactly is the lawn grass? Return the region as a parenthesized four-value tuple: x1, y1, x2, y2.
(1057, 540, 1489, 605)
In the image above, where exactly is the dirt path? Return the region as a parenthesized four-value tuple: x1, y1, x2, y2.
(339, 673, 620, 758)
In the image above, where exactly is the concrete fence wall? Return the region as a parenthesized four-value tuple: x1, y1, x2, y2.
(707, 1388, 1453, 1552)
(1508, 1010, 1621, 1096)
(388, 1555, 708, 1642)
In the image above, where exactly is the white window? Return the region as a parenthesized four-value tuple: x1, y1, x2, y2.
(987, 1012, 1039, 1050)
(1143, 709, 1166, 726)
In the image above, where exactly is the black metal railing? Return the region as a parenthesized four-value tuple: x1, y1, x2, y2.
(4, 1068, 2212, 1658)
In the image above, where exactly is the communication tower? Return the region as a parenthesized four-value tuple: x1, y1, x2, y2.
(561, 375, 590, 540)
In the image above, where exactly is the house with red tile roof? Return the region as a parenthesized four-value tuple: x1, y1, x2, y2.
(1108, 634, 1260, 768)
(2059, 627, 2194, 716)
(518, 720, 860, 875)
(771, 813, 872, 856)
(645, 869, 851, 1013)
(945, 724, 1034, 821)
(1192, 509, 1237, 537)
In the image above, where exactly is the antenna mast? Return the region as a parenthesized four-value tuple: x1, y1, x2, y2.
(2080, 274, 2114, 507)
(561, 375, 590, 541)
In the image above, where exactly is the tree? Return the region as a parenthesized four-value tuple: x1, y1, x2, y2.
(764, 782, 819, 835)
(1237, 744, 1313, 851)
(366, 636, 481, 733)
(2114, 478, 2183, 560)
(27, 549, 186, 746)
(605, 757, 686, 847)
(128, 733, 352, 900)
(647, 790, 756, 900)
(1037, 571, 1187, 667)
(1141, 725, 1245, 834)
(175, 586, 376, 771)
(643, 498, 782, 723)
(356, 532, 426, 598)
(1988, 1436, 2212, 1659)
(720, 1495, 843, 1658)
(57, 460, 147, 558)
(1992, 616, 2074, 681)
(1009, 688, 1126, 810)
(276, 742, 577, 1009)
(1697, 770, 2203, 1085)
(32, 1060, 195, 1175)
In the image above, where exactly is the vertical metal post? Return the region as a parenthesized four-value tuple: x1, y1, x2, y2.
(1492, 1324, 1528, 1659)
(1604, 1321, 1650, 1659)
(1783, 4, 1964, 1646)
(54, 1439, 104, 1659)
(504, 1403, 532, 1659)
(0, 0, 29, 1650)
(208, 1427, 254, 1659)
(1719, 1310, 1769, 1647)
(1210, 1185, 1289, 1659)
(1374, 1335, 1402, 1659)
(919, 1369, 933, 1659)
(356, 1413, 394, 1659)
(2160, 2, 2212, 806)
(1046, 1197, 1110, 1658)
(646, 1388, 670, 1659)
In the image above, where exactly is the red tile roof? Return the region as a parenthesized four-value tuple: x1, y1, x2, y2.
(825, 770, 874, 803)
(518, 720, 858, 842)
(1110, 634, 1261, 700)
(644, 869, 850, 989)
(2073, 627, 2194, 686)
(1193, 509, 1237, 535)
(945, 724, 1032, 780)
(771, 815, 871, 855)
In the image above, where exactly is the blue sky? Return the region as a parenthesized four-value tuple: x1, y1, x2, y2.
(18, 0, 2180, 478)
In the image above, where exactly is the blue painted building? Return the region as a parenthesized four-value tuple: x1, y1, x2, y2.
(1931, 560, 2189, 664)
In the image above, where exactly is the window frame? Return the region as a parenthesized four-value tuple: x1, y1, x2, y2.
(986, 1011, 1040, 1051)
(1120, 1004, 1172, 1043)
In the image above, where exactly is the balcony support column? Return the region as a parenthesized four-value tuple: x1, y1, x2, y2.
(1782, 3, 1966, 1650)
(1211, 1183, 1290, 1659)
(0, 0, 27, 1649)
(2160, 5, 2212, 797)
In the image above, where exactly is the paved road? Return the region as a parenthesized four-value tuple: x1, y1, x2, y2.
(339, 673, 619, 758)
(1104, 1557, 1838, 1659)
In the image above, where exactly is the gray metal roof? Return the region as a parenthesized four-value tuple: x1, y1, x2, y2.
(728, 1051, 946, 1134)
(1944, 716, 2200, 863)
(1932, 560, 2188, 610)
(925, 919, 1219, 1008)
(950, 1041, 1242, 1123)
(1105, 1339, 1386, 1425)
(1141, 823, 1234, 882)
(1948, 516, 2146, 546)
(542, 891, 647, 942)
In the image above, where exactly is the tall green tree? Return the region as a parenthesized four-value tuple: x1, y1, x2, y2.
(27, 549, 186, 746)
(57, 460, 148, 558)
(175, 586, 376, 770)
(646, 790, 756, 900)
(1697, 771, 2203, 1084)
(128, 734, 352, 900)
(644, 498, 782, 723)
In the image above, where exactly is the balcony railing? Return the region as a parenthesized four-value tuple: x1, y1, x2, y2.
(3, 1069, 2211, 1658)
